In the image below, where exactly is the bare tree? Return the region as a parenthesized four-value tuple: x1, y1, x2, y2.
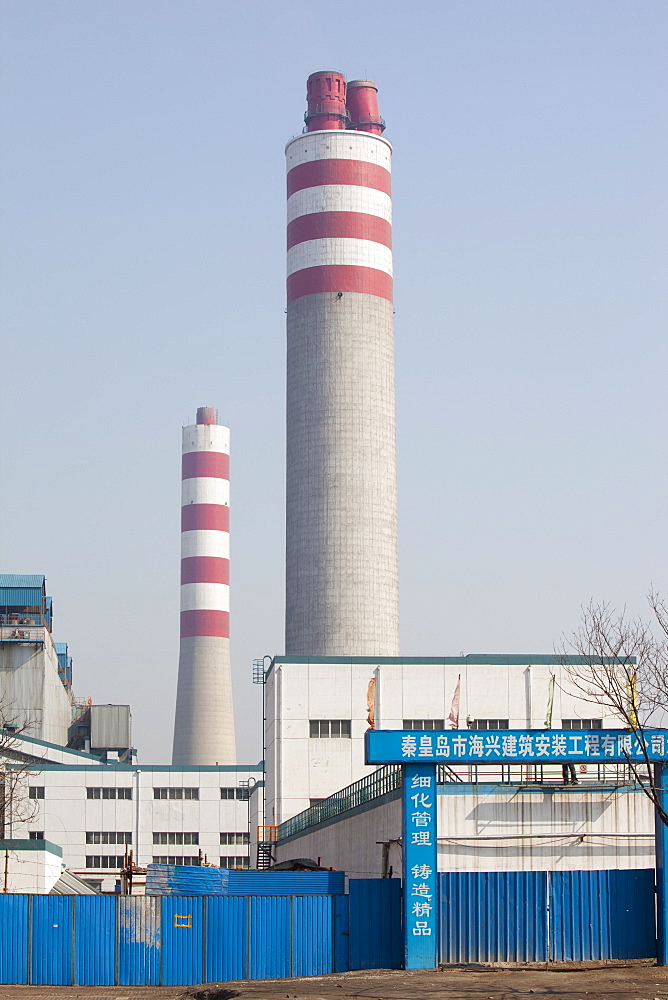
(0, 701, 40, 841)
(560, 591, 668, 824)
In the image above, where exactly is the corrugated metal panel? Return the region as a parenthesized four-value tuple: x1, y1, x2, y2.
(250, 895, 291, 979)
(549, 868, 656, 961)
(333, 893, 350, 972)
(349, 879, 402, 970)
(118, 895, 161, 985)
(31, 895, 73, 985)
(0, 588, 44, 607)
(161, 896, 203, 985)
(74, 896, 115, 985)
(206, 895, 247, 982)
(145, 863, 345, 896)
(439, 871, 548, 964)
(0, 895, 28, 984)
(0, 574, 44, 588)
(291, 895, 333, 976)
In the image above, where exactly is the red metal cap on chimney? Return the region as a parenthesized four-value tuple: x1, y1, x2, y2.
(346, 80, 385, 134)
(305, 71, 348, 131)
(196, 406, 218, 425)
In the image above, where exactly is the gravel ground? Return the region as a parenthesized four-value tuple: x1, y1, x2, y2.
(2, 963, 668, 1000)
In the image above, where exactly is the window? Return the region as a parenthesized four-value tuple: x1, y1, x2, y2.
(309, 798, 324, 807)
(153, 787, 199, 800)
(468, 719, 509, 730)
(220, 787, 250, 800)
(29, 831, 45, 840)
(220, 832, 250, 845)
(153, 832, 199, 845)
(29, 787, 44, 799)
(86, 832, 132, 845)
(309, 719, 351, 739)
(562, 719, 603, 730)
(86, 787, 132, 800)
(220, 856, 250, 869)
(403, 719, 445, 731)
(152, 856, 200, 865)
(85, 856, 126, 869)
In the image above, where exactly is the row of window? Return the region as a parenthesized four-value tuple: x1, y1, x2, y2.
(309, 720, 351, 739)
(84, 854, 250, 870)
(220, 832, 250, 845)
(86, 831, 132, 844)
(153, 831, 199, 845)
(31, 787, 252, 800)
(308, 718, 603, 736)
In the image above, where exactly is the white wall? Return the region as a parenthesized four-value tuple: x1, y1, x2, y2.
(273, 785, 655, 876)
(266, 657, 612, 825)
(0, 841, 63, 893)
(0, 629, 72, 744)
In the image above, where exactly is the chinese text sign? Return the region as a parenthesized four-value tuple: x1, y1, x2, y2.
(402, 763, 438, 969)
(366, 729, 668, 765)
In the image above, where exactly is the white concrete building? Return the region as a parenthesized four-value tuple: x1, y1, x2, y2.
(264, 654, 614, 825)
(9, 733, 262, 892)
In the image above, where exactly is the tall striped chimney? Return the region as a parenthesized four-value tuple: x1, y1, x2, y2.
(285, 72, 400, 656)
(172, 406, 236, 765)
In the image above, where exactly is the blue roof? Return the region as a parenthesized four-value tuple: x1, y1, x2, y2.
(54, 642, 68, 653)
(0, 574, 45, 588)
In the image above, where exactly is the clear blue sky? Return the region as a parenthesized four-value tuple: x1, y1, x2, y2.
(2, 0, 666, 763)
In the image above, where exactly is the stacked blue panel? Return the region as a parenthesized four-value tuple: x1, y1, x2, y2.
(145, 863, 345, 896)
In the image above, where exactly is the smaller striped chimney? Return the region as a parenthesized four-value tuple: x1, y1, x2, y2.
(172, 407, 236, 765)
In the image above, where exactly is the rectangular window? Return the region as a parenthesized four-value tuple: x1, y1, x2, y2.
(29, 787, 44, 799)
(152, 832, 199, 845)
(151, 856, 200, 866)
(309, 719, 351, 739)
(220, 856, 250, 869)
(220, 787, 250, 800)
(86, 832, 132, 845)
(562, 719, 603, 730)
(402, 719, 445, 731)
(86, 788, 132, 800)
(29, 831, 45, 840)
(469, 719, 509, 730)
(219, 832, 250, 845)
(85, 856, 126, 869)
(153, 788, 199, 800)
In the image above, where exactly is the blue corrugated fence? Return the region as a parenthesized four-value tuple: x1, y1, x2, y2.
(0, 880, 398, 986)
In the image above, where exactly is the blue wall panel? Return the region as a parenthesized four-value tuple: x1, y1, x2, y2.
(0, 895, 28, 984)
(206, 896, 248, 982)
(74, 896, 115, 985)
(118, 896, 161, 985)
(549, 868, 656, 961)
(161, 896, 203, 985)
(291, 896, 333, 976)
(439, 871, 548, 964)
(31, 896, 73, 985)
(250, 895, 291, 979)
(333, 893, 350, 973)
(349, 879, 402, 970)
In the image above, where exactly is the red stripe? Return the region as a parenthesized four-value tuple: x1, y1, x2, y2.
(287, 212, 391, 251)
(182, 451, 229, 480)
(181, 504, 230, 532)
(181, 556, 230, 585)
(287, 159, 391, 198)
(180, 609, 230, 638)
(287, 266, 393, 302)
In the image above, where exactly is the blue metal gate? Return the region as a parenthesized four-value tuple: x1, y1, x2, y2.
(349, 878, 402, 970)
(439, 869, 657, 965)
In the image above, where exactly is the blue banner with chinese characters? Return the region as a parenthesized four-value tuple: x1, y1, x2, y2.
(402, 763, 438, 969)
(366, 728, 668, 765)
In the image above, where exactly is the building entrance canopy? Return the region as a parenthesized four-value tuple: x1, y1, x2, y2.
(364, 728, 668, 972)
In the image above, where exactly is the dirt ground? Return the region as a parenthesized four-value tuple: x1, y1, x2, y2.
(3, 963, 668, 1000)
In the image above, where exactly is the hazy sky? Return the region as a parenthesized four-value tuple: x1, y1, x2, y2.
(2, 1, 666, 764)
